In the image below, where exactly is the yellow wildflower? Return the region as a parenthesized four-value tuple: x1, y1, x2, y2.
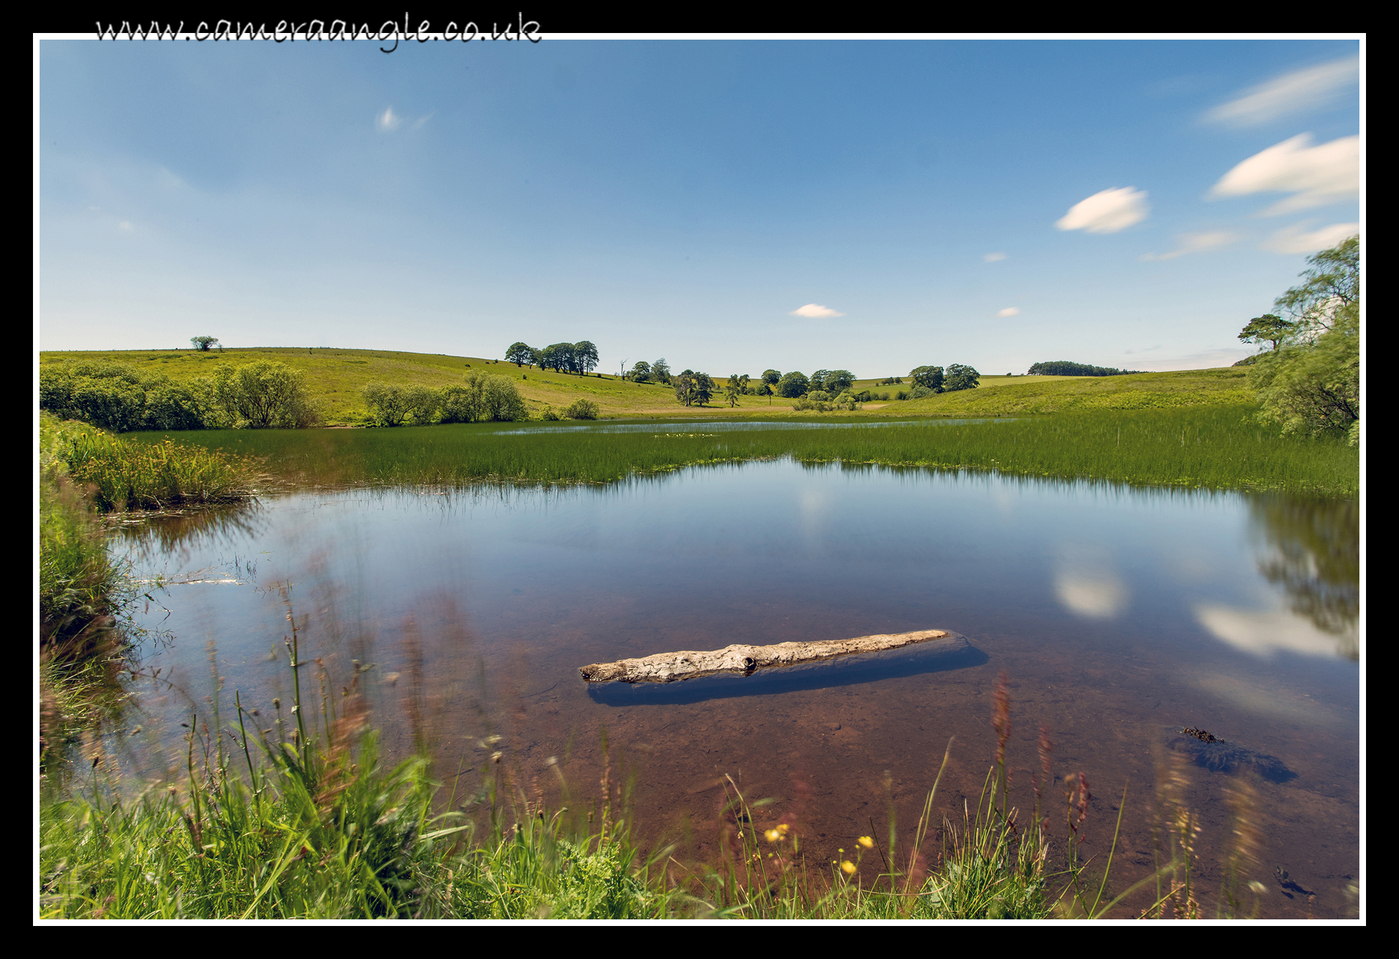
(858, 836, 874, 850)
(841, 861, 857, 876)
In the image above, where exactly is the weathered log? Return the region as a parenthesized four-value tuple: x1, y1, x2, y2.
(580, 629, 955, 684)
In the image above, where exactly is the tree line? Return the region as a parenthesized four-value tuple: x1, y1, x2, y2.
(1026, 361, 1142, 377)
(505, 341, 599, 375)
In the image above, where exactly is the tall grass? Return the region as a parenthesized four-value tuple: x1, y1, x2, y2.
(48, 415, 258, 511)
(40, 637, 1278, 919)
(37, 605, 688, 919)
(131, 403, 1359, 497)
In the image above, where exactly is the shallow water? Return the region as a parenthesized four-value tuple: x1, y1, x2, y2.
(107, 459, 1360, 918)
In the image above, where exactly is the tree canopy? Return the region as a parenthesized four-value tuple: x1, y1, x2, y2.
(1273, 235, 1359, 339)
(776, 371, 808, 398)
(1237, 316, 1296, 354)
(505, 342, 535, 367)
(1246, 235, 1359, 445)
(943, 364, 980, 392)
(909, 366, 944, 392)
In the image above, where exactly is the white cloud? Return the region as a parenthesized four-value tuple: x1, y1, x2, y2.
(1261, 221, 1360, 255)
(996, 307, 1020, 317)
(1139, 230, 1237, 261)
(376, 107, 402, 131)
(1208, 133, 1359, 215)
(1206, 55, 1359, 126)
(983, 251, 1007, 262)
(1055, 187, 1150, 234)
(118, 221, 133, 231)
(789, 303, 845, 318)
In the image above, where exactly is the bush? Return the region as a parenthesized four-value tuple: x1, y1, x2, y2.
(363, 383, 413, 427)
(480, 375, 528, 421)
(909, 385, 934, 400)
(208, 362, 318, 428)
(40, 362, 210, 432)
(565, 399, 600, 420)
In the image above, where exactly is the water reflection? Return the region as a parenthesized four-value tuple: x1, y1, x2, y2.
(97, 459, 1358, 919)
(1252, 496, 1359, 660)
(1188, 495, 1360, 661)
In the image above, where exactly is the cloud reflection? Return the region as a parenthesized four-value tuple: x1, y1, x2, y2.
(1194, 604, 1341, 658)
(1053, 544, 1128, 618)
(1054, 572, 1128, 618)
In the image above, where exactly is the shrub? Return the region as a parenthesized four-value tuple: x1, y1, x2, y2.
(208, 362, 318, 428)
(363, 383, 414, 427)
(480, 375, 528, 421)
(565, 399, 600, 420)
(40, 362, 211, 432)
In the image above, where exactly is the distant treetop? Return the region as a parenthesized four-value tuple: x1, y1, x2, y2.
(1027, 361, 1142, 377)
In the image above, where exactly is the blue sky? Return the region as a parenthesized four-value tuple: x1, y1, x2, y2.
(37, 35, 1362, 377)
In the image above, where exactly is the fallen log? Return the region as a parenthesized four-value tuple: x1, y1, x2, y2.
(579, 629, 956, 684)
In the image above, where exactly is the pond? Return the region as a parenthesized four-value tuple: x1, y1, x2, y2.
(106, 457, 1359, 919)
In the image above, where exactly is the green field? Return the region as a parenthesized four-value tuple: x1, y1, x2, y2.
(40, 347, 1257, 426)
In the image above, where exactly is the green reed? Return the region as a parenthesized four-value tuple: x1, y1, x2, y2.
(50, 416, 258, 511)
(129, 403, 1358, 498)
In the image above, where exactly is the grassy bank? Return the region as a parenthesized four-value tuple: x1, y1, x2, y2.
(129, 402, 1359, 498)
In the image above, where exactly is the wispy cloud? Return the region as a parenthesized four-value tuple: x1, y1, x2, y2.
(376, 107, 401, 131)
(1208, 133, 1359, 215)
(1139, 230, 1237, 261)
(983, 251, 1007, 262)
(1055, 187, 1149, 234)
(1261, 221, 1360, 255)
(996, 307, 1020, 317)
(788, 303, 845, 318)
(1205, 55, 1359, 127)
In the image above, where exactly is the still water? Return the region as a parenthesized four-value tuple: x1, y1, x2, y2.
(111, 459, 1360, 918)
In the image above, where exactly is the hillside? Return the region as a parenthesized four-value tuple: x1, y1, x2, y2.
(39, 347, 1253, 426)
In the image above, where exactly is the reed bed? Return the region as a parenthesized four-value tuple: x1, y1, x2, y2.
(51, 417, 258, 511)
(129, 403, 1358, 498)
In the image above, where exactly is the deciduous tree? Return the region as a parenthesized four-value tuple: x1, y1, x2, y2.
(1246, 235, 1360, 445)
(944, 364, 980, 392)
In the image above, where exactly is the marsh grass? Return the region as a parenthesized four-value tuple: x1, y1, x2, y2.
(132, 402, 1358, 497)
(52, 419, 258, 512)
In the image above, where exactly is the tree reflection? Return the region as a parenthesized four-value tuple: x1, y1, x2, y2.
(1248, 495, 1359, 660)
